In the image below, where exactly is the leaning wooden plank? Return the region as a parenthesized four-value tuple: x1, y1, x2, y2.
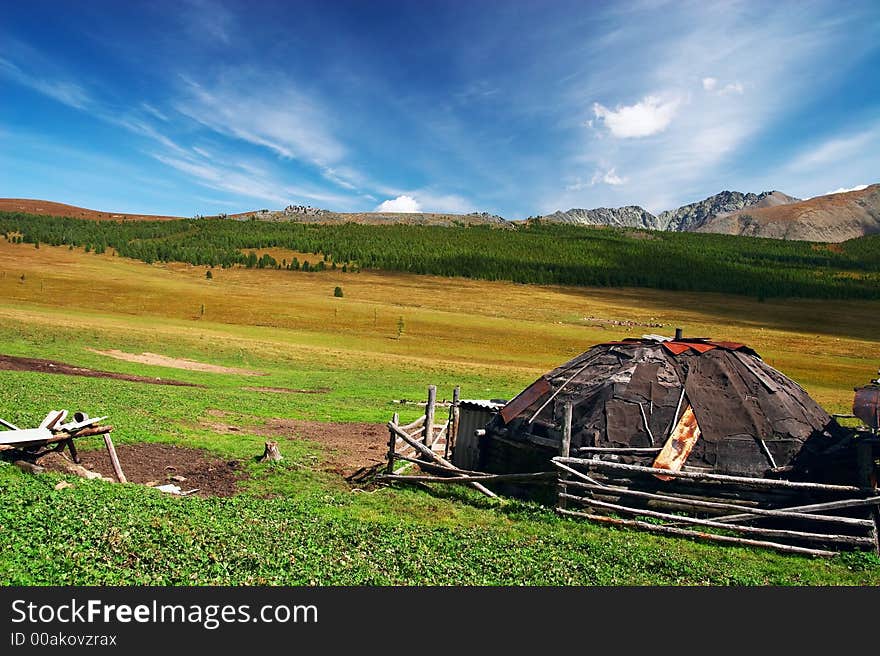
(428, 421, 449, 448)
(399, 415, 426, 432)
(652, 404, 701, 481)
(40, 410, 67, 430)
(562, 479, 874, 528)
(102, 433, 127, 483)
(0, 417, 20, 431)
(388, 422, 497, 498)
(0, 427, 53, 445)
(712, 496, 880, 525)
(556, 508, 836, 558)
(559, 493, 875, 546)
(380, 472, 556, 484)
(553, 456, 866, 493)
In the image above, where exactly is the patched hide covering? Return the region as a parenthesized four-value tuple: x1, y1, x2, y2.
(497, 338, 841, 477)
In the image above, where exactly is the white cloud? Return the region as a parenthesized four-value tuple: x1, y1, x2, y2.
(702, 77, 744, 95)
(375, 195, 421, 213)
(592, 95, 680, 138)
(590, 167, 626, 186)
(719, 81, 744, 95)
(823, 184, 868, 196)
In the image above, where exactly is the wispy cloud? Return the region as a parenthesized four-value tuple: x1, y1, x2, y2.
(175, 75, 346, 166)
(153, 152, 354, 207)
(0, 57, 92, 110)
(788, 127, 880, 171)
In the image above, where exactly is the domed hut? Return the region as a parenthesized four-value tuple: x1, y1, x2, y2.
(477, 336, 843, 479)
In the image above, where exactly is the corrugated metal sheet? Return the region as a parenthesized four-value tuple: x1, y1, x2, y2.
(459, 400, 506, 411)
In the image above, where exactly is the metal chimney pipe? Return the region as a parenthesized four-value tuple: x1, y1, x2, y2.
(674, 327, 683, 340)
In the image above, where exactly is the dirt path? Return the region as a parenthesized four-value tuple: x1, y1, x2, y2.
(0, 354, 203, 387)
(200, 412, 389, 476)
(261, 420, 389, 476)
(89, 349, 264, 376)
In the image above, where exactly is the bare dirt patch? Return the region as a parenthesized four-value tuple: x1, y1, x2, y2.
(242, 386, 331, 395)
(0, 354, 203, 387)
(41, 444, 245, 497)
(245, 420, 387, 476)
(89, 349, 264, 376)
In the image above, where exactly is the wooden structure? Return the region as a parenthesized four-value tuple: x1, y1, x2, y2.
(377, 337, 880, 556)
(381, 386, 554, 498)
(0, 410, 126, 482)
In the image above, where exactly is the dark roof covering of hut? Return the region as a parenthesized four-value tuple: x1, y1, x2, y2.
(498, 337, 840, 476)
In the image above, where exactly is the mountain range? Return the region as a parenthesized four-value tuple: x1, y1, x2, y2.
(2, 182, 878, 242)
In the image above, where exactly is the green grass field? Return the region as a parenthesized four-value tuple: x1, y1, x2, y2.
(1, 238, 879, 585)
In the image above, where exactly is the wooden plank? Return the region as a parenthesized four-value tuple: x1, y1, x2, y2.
(554, 456, 867, 493)
(0, 417, 20, 431)
(556, 508, 836, 557)
(0, 427, 53, 445)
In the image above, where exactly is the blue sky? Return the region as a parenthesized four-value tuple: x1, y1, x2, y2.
(1, 0, 879, 218)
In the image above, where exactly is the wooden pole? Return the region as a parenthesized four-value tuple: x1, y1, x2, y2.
(380, 472, 555, 484)
(576, 446, 661, 455)
(558, 493, 874, 546)
(387, 422, 497, 498)
(386, 412, 399, 474)
(102, 433, 127, 483)
(553, 456, 867, 493)
(560, 402, 573, 457)
(559, 401, 573, 510)
(446, 386, 460, 460)
(557, 508, 835, 558)
(423, 385, 436, 448)
(562, 478, 875, 528)
(711, 496, 880, 526)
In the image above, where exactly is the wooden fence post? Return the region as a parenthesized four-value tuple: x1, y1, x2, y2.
(446, 386, 460, 460)
(422, 385, 436, 449)
(558, 401, 573, 510)
(386, 412, 399, 474)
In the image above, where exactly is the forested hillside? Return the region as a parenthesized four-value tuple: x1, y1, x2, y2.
(2, 211, 878, 299)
